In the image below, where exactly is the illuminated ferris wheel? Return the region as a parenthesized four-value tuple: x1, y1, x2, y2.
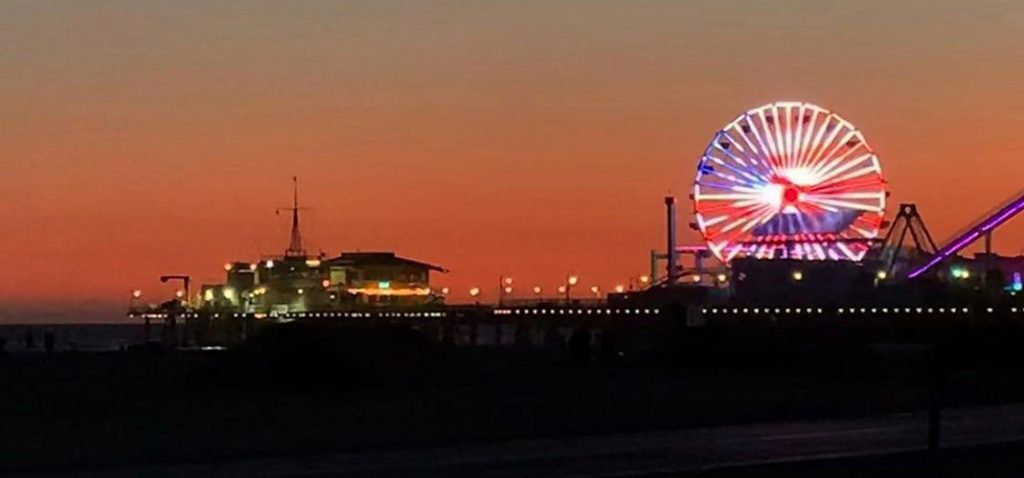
(692, 101, 887, 263)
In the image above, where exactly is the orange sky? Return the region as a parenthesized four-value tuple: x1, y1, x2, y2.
(2, 1, 1024, 322)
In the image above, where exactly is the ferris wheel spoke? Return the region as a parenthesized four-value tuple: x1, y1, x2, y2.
(810, 175, 884, 195)
(811, 192, 885, 200)
(720, 131, 775, 179)
(799, 109, 828, 170)
(803, 114, 835, 171)
(792, 104, 811, 170)
(805, 116, 846, 172)
(712, 141, 752, 169)
(803, 197, 883, 213)
(817, 163, 879, 189)
(783, 105, 797, 170)
(809, 131, 861, 178)
(751, 112, 780, 167)
(769, 104, 790, 169)
(726, 123, 773, 169)
(705, 156, 768, 186)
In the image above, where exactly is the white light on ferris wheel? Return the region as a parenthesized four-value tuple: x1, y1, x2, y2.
(692, 101, 887, 263)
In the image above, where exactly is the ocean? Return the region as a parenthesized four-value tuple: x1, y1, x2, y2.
(0, 324, 145, 353)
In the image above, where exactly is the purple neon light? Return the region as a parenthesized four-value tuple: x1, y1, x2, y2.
(908, 195, 1024, 278)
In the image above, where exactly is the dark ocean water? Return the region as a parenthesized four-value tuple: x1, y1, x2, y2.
(0, 324, 144, 352)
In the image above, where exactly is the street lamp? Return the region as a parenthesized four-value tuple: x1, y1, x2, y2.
(590, 285, 600, 297)
(565, 275, 579, 304)
(129, 290, 142, 316)
(499, 275, 513, 305)
(614, 284, 625, 294)
(160, 275, 191, 306)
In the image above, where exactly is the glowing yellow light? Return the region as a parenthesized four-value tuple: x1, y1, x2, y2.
(131, 289, 142, 299)
(614, 285, 625, 293)
(305, 259, 321, 267)
(175, 290, 185, 299)
(441, 287, 450, 295)
(297, 288, 304, 295)
(265, 260, 275, 269)
(378, 281, 391, 289)
(876, 270, 888, 280)
(223, 288, 236, 301)
(347, 287, 432, 296)
(321, 279, 331, 288)
(469, 287, 481, 297)
(568, 275, 579, 286)
(504, 286, 513, 294)
(224, 263, 233, 271)
(557, 285, 567, 294)
(504, 277, 513, 285)
(792, 270, 803, 281)
(639, 275, 650, 284)
(249, 263, 257, 271)
(590, 286, 599, 294)
(204, 289, 214, 301)
(716, 273, 727, 283)
(533, 286, 542, 295)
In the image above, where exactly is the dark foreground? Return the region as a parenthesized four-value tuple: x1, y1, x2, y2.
(4, 321, 1024, 476)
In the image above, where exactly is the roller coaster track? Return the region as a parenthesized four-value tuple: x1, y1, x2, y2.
(908, 188, 1024, 279)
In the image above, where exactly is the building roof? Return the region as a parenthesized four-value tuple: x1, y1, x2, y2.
(325, 252, 447, 272)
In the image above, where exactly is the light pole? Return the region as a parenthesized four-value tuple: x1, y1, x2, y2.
(499, 276, 513, 306)
(160, 275, 190, 348)
(565, 274, 578, 304)
(532, 286, 542, 304)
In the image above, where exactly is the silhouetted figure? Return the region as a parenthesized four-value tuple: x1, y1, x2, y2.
(24, 329, 35, 349)
(568, 327, 592, 367)
(43, 332, 55, 355)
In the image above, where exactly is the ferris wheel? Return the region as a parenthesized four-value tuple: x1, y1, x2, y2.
(692, 101, 887, 263)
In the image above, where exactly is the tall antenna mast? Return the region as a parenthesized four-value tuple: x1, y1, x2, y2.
(278, 176, 306, 257)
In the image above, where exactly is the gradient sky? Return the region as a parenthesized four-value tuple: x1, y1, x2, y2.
(2, 0, 1024, 322)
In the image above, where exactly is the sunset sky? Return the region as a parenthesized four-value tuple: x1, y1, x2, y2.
(2, 0, 1024, 322)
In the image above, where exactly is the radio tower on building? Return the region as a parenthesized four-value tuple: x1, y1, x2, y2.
(278, 176, 307, 257)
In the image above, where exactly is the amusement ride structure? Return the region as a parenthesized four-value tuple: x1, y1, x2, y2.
(679, 101, 1024, 286)
(692, 101, 887, 263)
